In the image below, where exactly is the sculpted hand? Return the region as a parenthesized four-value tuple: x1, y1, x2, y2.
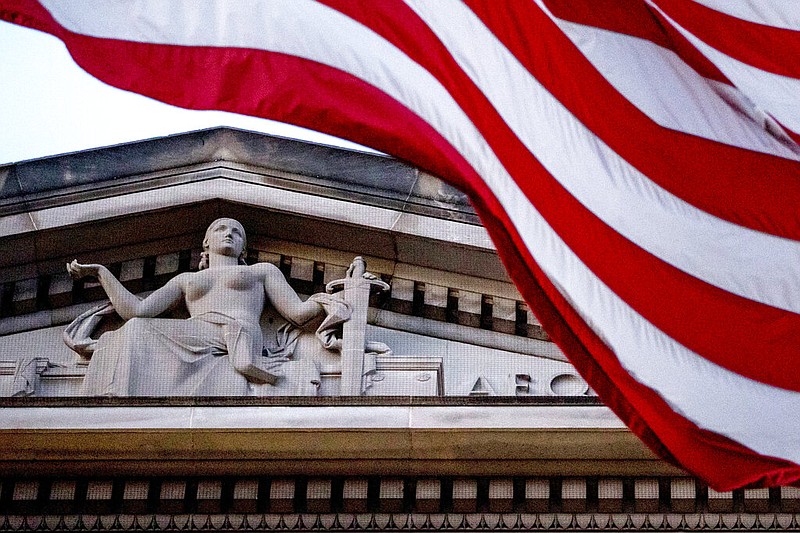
(67, 259, 102, 280)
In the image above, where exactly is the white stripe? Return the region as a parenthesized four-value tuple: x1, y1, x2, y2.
(692, 0, 800, 31)
(555, 19, 800, 158)
(406, 0, 800, 315)
(40, 0, 800, 461)
(648, 0, 800, 134)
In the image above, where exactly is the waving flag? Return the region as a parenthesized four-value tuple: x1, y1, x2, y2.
(2, 0, 800, 490)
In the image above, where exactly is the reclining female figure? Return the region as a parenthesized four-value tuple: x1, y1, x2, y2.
(67, 218, 328, 396)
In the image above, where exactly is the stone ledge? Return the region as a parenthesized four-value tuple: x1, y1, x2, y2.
(0, 404, 677, 477)
(0, 396, 602, 408)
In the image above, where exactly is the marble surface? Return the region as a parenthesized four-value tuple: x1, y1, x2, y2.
(0, 404, 624, 430)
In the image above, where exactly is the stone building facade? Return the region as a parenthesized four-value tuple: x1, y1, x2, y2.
(0, 128, 795, 531)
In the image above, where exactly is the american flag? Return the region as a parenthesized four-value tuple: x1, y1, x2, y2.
(2, 0, 799, 490)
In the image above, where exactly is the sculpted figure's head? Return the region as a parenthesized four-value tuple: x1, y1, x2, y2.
(199, 218, 248, 270)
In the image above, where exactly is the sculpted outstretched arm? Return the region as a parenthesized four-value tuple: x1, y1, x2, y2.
(263, 264, 323, 327)
(67, 260, 184, 320)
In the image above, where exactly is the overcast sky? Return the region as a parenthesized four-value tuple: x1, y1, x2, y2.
(0, 21, 371, 165)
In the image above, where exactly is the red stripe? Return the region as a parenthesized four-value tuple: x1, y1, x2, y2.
(45, 40, 473, 192)
(0, 0, 62, 36)
(654, 0, 800, 79)
(541, 0, 730, 84)
(782, 121, 800, 146)
(463, 0, 800, 242)
(314, 1, 800, 390)
(4, 0, 800, 488)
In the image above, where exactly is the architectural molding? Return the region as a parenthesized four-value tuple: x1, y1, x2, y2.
(0, 474, 796, 531)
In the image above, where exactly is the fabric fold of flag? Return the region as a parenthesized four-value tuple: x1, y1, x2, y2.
(2, 0, 799, 490)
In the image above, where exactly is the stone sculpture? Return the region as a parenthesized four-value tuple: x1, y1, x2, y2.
(65, 218, 363, 396)
(327, 257, 390, 395)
